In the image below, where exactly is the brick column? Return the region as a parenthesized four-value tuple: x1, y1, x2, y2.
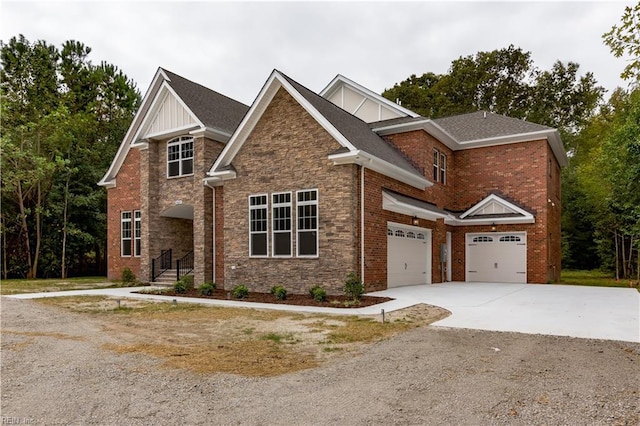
(140, 143, 160, 282)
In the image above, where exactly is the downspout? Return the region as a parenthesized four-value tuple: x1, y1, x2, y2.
(204, 181, 215, 283)
(361, 165, 365, 283)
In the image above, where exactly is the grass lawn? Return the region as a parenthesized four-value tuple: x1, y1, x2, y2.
(560, 270, 638, 289)
(0, 277, 129, 295)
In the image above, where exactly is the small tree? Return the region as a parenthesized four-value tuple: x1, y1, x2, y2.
(344, 273, 364, 302)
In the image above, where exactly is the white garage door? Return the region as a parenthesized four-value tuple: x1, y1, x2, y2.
(466, 233, 527, 283)
(387, 223, 431, 288)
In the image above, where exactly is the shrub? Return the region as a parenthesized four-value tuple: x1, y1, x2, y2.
(173, 275, 194, 294)
(344, 272, 364, 301)
(270, 285, 287, 301)
(121, 267, 136, 285)
(232, 284, 249, 299)
(309, 285, 327, 302)
(199, 281, 216, 296)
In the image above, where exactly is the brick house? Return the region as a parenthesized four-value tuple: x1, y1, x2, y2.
(99, 68, 565, 293)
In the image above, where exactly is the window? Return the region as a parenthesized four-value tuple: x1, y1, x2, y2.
(134, 210, 141, 257)
(121, 211, 132, 256)
(297, 189, 318, 257)
(406, 231, 416, 239)
(395, 230, 405, 237)
(499, 235, 521, 242)
(472, 236, 493, 243)
(272, 192, 292, 256)
(167, 136, 194, 177)
(433, 149, 447, 184)
(417, 233, 425, 240)
(249, 195, 268, 256)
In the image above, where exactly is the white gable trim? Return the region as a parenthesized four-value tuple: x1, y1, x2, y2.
(98, 68, 209, 188)
(207, 70, 430, 189)
(98, 68, 169, 187)
(320, 74, 420, 118)
(459, 194, 534, 220)
(133, 82, 204, 142)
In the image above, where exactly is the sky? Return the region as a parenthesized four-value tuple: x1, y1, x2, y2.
(0, 1, 632, 106)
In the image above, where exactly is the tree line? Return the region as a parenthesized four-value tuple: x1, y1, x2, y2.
(1, 35, 140, 278)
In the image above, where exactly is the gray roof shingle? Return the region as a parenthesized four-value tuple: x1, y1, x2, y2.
(432, 111, 553, 142)
(162, 68, 249, 135)
(278, 72, 423, 178)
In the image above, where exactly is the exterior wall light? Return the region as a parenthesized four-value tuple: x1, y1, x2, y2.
(491, 222, 497, 232)
(412, 216, 419, 226)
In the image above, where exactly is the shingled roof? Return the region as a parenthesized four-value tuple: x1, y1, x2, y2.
(278, 72, 423, 179)
(162, 68, 249, 135)
(432, 111, 553, 142)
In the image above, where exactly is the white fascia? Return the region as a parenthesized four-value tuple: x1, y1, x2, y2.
(132, 83, 205, 143)
(320, 74, 420, 118)
(208, 70, 360, 179)
(372, 121, 568, 167)
(382, 191, 448, 222)
(98, 69, 168, 187)
(460, 193, 532, 219)
(329, 150, 432, 190)
(445, 216, 535, 226)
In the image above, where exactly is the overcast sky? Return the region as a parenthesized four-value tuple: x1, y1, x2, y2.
(1, 1, 632, 106)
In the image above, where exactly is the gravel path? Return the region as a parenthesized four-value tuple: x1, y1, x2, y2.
(2, 297, 639, 425)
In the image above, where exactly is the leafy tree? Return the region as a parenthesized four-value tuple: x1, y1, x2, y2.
(382, 46, 604, 146)
(0, 35, 140, 278)
(603, 2, 640, 85)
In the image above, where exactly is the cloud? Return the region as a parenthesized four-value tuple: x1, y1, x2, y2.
(1, 1, 630, 105)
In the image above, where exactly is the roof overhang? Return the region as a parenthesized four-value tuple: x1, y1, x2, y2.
(208, 70, 431, 190)
(372, 119, 569, 167)
(382, 190, 536, 226)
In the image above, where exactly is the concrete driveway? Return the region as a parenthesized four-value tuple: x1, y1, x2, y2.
(369, 282, 640, 343)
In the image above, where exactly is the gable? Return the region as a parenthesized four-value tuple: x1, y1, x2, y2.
(321, 74, 419, 123)
(457, 193, 534, 224)
(207, 70, 430, 190)
(145, 91, 198, 138)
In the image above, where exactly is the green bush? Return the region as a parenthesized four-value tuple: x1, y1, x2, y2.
(199, 281, 216, 296)
(173, 275, 194, 294)
(233, 284, 249, 299)
(309, 285, 327, 302)
(121, 267, 136, 284)
(270, 285, 287, 301)
(344, 272, 364, 301)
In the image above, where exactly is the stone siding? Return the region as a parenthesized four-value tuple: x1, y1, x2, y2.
(222, 88, 359, 294)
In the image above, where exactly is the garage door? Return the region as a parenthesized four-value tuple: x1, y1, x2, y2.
(466, 233, 526, 283)
(387, 223, 431, 288)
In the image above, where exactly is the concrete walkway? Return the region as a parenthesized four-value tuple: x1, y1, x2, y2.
(7, 282, 640, 343)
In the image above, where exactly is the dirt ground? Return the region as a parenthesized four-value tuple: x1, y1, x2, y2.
(1, 296, 639, 425)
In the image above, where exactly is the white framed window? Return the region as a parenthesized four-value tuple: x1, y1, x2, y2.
(167, 136, 194, 178)
(472, 236, 493, 243)
(433, 149, 447, 184)
(134, 210, 141, 257)
(121, 211, 132, 257)
(249, 194, 268, 257)
(272, 192, 292, 257)
(296, 189, 318, 257)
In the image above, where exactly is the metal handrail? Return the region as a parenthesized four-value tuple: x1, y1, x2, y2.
(176, 250, 194, 281)
(151, 249, 172, 282)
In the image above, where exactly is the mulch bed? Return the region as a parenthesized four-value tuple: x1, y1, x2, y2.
(142, 288, 393, 309)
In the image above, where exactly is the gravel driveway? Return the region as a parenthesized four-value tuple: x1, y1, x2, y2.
(2, 297, 639, 425)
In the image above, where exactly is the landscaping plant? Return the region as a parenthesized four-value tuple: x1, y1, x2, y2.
(309, 285, 327, 302)
(344, 273, 364, 302)
(233, 284, 249, 299)
(199, 281, 216, 296)
(270, 285, 287, 301)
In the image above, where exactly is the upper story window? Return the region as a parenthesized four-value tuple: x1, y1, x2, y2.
(167, 136, 194, 178)
(433, 149, 447, 184)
